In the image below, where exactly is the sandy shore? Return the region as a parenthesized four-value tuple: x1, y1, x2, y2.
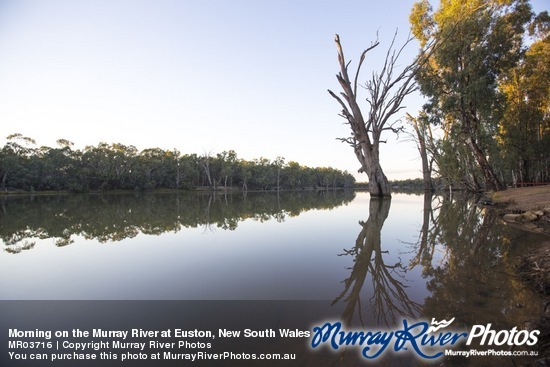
(492, 186, 550, 212)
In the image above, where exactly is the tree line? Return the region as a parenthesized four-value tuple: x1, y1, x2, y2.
(0, 134, 355, 192)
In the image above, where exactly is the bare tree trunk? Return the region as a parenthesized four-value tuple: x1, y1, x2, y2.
(200, 155, 213, 188)
(407, 113, 434, 192)
(419, 142, 433, 192)
(329, 33, 423, 197)
(364, 151, 391, 197)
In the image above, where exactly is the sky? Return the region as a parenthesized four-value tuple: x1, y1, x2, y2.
(0, 0, 547, 181)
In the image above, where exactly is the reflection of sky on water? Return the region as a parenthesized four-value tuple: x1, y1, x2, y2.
(0, 193, 441, 302)
(2, 191, 545, 367)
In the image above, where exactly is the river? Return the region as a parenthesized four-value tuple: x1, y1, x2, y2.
(0, 191, 545, 366)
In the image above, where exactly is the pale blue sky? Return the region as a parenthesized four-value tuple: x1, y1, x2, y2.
(0, 0, 546, 180)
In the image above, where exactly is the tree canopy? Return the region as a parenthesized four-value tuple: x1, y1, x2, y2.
(0, 135, 355, 192)
(409, 0, 549, 189)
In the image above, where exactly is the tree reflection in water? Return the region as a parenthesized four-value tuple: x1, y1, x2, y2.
(333, 197, 421, 327)
(331, 192, 543, 366)
(407, 192, 543, 367)
(0, 190, 355, 253)
(2, 190, 545, 365)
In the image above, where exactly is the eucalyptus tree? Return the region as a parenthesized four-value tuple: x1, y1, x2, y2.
(329, 33, 424, 197)
(497, 10, 550, 184)
(284, 161, 301, 189)
(36, 142, 76, 190)
(273, 156, 285, 190)
(199, 152, 215, 188)
(250, 157, 274, 190)
(139, 148, 173, 189)
(217, 150, 238, 188)
(409, 0, 534, 191)
(0, 133, 37, 190)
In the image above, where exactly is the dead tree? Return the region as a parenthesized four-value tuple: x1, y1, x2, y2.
(329, 32, 420, 197)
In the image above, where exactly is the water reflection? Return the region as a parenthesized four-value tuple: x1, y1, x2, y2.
(408, 192, 437, 272)
(0, 191, 544, 365)
(417, 193, 542, 366)
(333, 198, 421, 327)
(331, 192, 544, 366)
(0, 190, 355, 253)
(412, 193, 541, 326)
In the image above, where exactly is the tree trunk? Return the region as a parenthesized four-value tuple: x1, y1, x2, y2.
(420, 142, 433, 192)
(0, 172, 6, 190)
(464, 136, 505, 191)
(356, 141, 391, 197)
(409, 114, 434, 192)
(366, 160, 391, 198)
(201, 159, 212, 188)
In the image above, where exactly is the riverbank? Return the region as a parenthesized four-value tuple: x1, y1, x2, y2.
(492, 186, 550, 364)
(492, 186, 550, 236)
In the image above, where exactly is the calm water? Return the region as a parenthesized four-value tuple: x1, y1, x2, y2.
(0, 191, 545, 365)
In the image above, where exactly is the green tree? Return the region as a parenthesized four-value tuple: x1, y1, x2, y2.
(250, 157, 274, 190)
(217, 150, 238, 188)
(0, 134, 37, 190)
(177, 153, 200, 189)
(497, 11, 550, 184)
(273, 156, 285, 190)
(138, 148, 172, 189)
(410, 0, 533, 191)
(81, 143, 138, 190)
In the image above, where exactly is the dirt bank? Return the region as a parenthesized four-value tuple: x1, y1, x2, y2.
(493, 186, 550, 212)
(492, 186, 550, 236)
(492, 186, 550, 364)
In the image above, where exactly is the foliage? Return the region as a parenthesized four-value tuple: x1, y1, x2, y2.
(497, 12, 550, 184)
(409, 0, 548, 190)
(0, 135, 355, 192)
